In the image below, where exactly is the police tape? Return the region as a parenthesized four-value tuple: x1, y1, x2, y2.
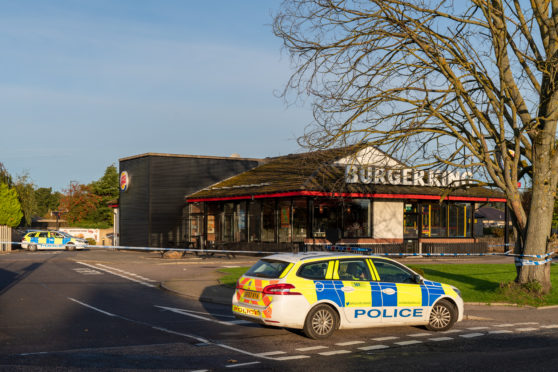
(2, 241, 557, 265)
(324, 245, 557, 262)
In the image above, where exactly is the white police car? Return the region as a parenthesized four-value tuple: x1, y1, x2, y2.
(232, 253, 463, 339)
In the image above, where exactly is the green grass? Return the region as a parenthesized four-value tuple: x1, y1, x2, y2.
(218, 264, 558, 307)
(409, 264, 558, 307)
(218, 267, 249, 288)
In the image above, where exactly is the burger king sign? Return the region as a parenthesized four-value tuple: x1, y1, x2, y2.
(120, 171, 130, 192)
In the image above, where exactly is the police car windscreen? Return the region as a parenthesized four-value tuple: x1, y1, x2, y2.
(245, 260, 291, 278)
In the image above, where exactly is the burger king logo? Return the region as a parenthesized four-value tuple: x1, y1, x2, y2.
(120, 171, 130, 192)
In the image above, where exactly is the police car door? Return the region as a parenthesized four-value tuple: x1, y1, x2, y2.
(370, 258, 427, 324)
(334, 259, 380, 324)
(37, 232, 50, 249)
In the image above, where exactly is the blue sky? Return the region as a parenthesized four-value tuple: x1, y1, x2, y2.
(0, 0, 311, 191)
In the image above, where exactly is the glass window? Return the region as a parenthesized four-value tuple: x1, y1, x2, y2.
(245, 259, 291, 279)
(292, 199, 308, 242)
(298, 261, 329, 280)
(404, 203, 419, 238)
(313, 199, 340, 240)
(449, 203, 472, 237)
(343, 199, 370, 237)
(206, 203, 222, 242)
(421, 203, 447, 237)
(235, 201, 247, 242)
(261, 200, 275, 242)
(337, 259, 371, 281)
(278, 200, 292, 243)
(248, 201, 261, 242)
(372, 259, 416, 283)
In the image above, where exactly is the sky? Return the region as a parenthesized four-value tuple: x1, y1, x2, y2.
(0, 0, 312, 191)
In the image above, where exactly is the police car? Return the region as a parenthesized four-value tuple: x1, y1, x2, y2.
(21, 230, 87, 251)
(232, 253, 463, 339)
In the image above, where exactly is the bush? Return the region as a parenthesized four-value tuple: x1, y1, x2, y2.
(483, 226, 505, 237)
(86, 238, 96, 246)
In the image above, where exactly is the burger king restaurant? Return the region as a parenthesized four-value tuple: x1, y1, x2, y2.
(181, 146, 506, 253)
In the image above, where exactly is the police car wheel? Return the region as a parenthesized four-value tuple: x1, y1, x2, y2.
(29, 244, 37, 252)
(426, 300, 456, 331)
(303, 304, 338, 339)
(65, 244, 76, 251)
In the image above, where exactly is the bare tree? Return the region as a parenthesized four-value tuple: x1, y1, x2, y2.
(274, 0, 558, 292)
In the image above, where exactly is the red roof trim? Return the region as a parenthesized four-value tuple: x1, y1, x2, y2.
(186, 191, 506, 203)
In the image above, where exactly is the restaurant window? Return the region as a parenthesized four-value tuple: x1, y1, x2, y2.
(206, 203, 222, 242)
(187, 202, 204, 245)
(261, 200, 276, 242)
(278, 200, 292, 242)
(342, 199, 370, 237)
(403, 203, 419, 238)
(292, 199, 308, 242)
(421, 203, 446, 237)
(223, 203, 234, 242)
(248, 201, 261, 242)
(449, 203, 472, 237)
(313, 199, 340, 241)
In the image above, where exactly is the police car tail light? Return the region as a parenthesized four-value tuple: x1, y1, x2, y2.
(262, 283, 301, 295)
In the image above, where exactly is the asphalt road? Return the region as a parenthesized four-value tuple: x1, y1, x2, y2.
(1, 250, 558, 371)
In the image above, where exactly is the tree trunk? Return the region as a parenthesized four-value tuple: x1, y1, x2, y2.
(516, 145, 555, 293)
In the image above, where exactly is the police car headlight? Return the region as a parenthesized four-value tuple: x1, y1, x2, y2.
(451, 286, 462, 298)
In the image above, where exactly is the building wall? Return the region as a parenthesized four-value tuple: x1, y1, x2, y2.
(372, 201, 403, 240)
(119, 154, 260, 248)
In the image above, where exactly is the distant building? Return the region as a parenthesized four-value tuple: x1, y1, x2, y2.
(474, 206, 506, 227)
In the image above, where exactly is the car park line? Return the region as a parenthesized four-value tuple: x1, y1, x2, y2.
(460, 333, 484, 338)
(95, 263, 157, 282)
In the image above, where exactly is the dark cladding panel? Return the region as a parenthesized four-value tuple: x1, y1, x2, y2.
(148, 156, 260, 247)
(119, 157, 150, 247)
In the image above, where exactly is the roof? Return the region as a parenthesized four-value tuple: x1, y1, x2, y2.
(119, 152, 263, 163)
(186, 146, 506, 203)
(475, 206, 505, 220)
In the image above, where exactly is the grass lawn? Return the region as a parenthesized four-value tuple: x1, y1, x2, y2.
(218, 264, 558, 307)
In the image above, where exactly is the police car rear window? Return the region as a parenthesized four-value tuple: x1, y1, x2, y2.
(245, 259, 291, 278)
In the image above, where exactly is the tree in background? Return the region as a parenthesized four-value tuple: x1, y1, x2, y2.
(88, 165, 119, 226)
(59, 182, 101, 225)
(34, 187, 61, 218)
(274, 0, 558, 293)
(14, 174, 36, 226)
(0, 183, 23, 227)
(0, 163, 13, 187)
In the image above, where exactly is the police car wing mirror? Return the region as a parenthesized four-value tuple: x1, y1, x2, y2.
(413, 274, 423, 284)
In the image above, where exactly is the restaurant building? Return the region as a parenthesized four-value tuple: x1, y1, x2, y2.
(183, 146, 506, 253)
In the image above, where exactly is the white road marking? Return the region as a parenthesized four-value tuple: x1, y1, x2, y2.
(429, 337, 453, 342)
(76, 262, 156, 288)
(96, 263, 157, 282)
(358, 345, 390, 351)
(73, 268, 102, 275)
(335, 341, 365, 346)
(467, 327, 489, 330)
(257, 351, 286, 356)
(541, 325, 558, 329)
(319, 350, 352, 356)
(460, 333, 484, 338)
(489, 330, 513, 334)
(68, 298, 116, 317)
(408, 332, 431, 337)
(441, 329, 462, 333)
(516, 327, 538, 332)
(514, 322, 538, 325)
(296, 346, 328, 351)
(275, 355, 311, 360)
(371, 336, 399, 341)
(226, 361, 260, 368)
(395, 340, 422, 346)
(494, 324, 514, 327)
(155, 306, 234, 326)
